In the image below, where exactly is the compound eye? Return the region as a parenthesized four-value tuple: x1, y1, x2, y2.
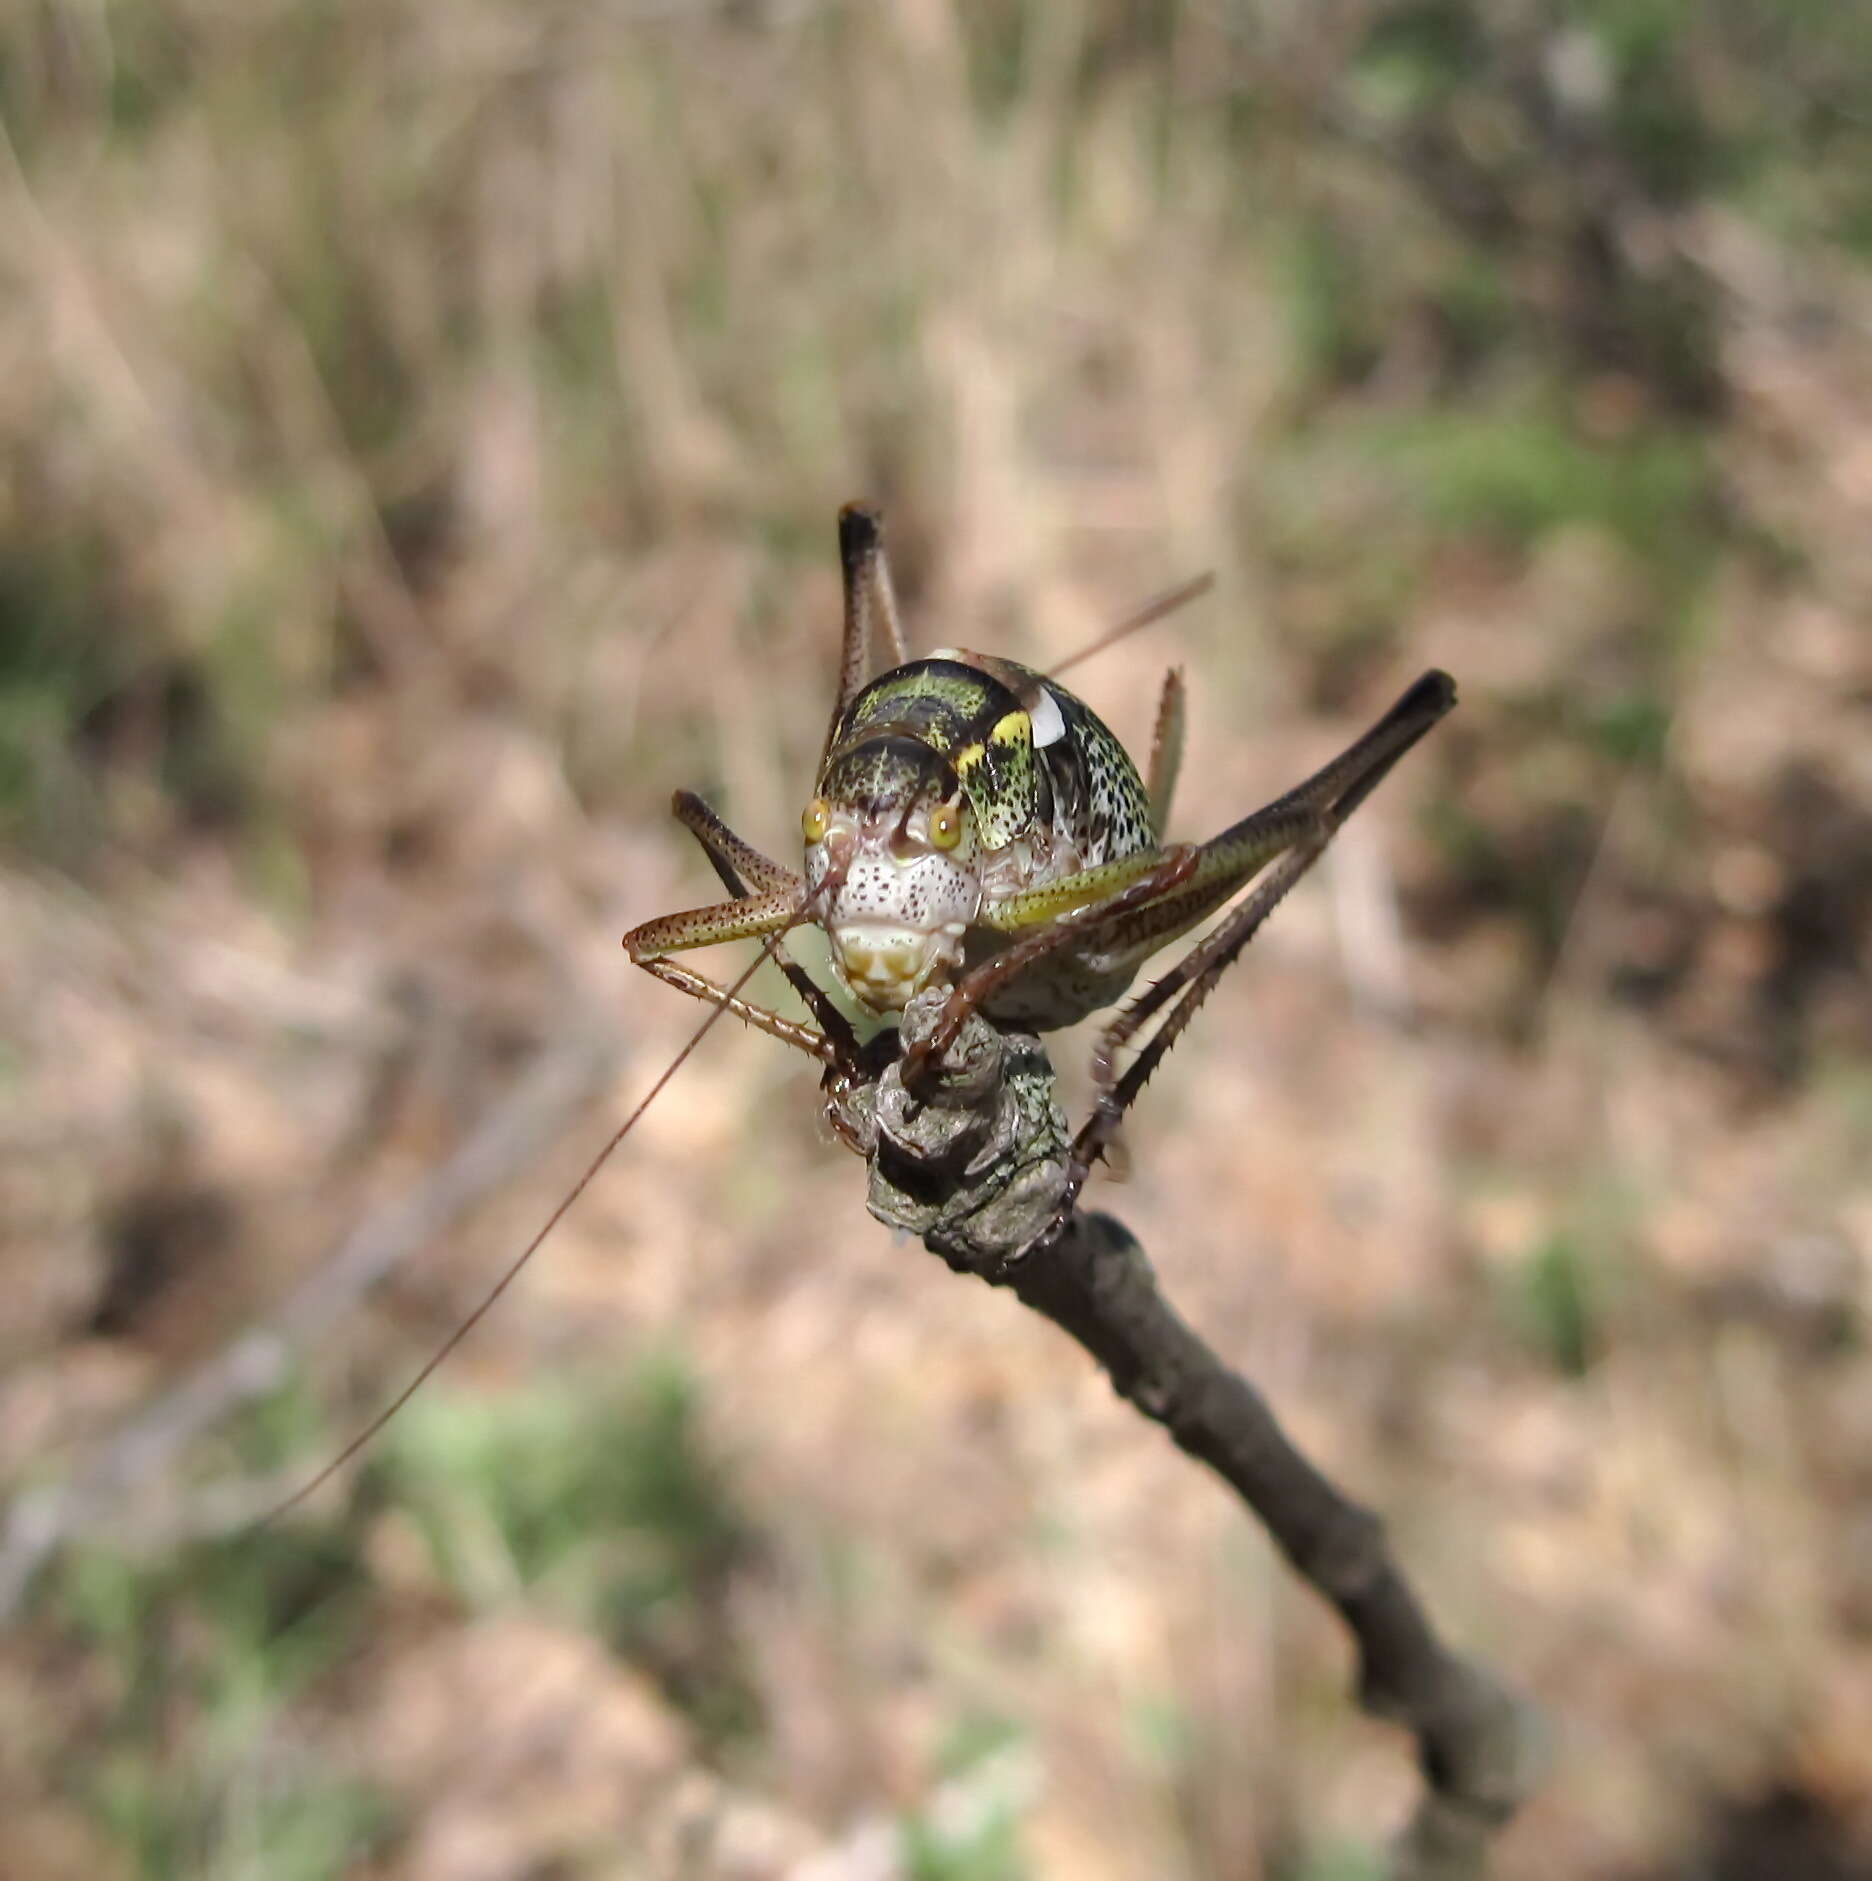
(929, 802, 962, 851)
(801, 798, 830, 845)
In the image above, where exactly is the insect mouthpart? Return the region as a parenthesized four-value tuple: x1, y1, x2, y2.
(830, 920, 956, 1006)
(816, 833, 978, 1009)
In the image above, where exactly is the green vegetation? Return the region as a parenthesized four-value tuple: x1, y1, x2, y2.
(54, 1525, 390, 1881)
(38, 1359, 755, 1875)
(904, 1714, 1030, 1878)
(903, 1809, 1027, 1881)
(1504, 1229, 1602, 1378)
(378, 1357, 760, 1743)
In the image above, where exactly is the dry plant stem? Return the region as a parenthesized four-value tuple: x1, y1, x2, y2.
(862, 991, 1535, 1877)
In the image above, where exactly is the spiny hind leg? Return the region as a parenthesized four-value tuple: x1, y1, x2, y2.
(822, 503, 910, 755)
(1081, 667, 1457, 975)
(1061, 670, 1457, 1216)
(1070, 845, 1321, 1199)
(901, 846, 1204, 1092)
(904, 792, 1325, 1093)
(1252, 668, 1455, 828)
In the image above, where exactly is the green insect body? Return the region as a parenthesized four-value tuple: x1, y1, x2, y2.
(623, 503, 1455, 1189)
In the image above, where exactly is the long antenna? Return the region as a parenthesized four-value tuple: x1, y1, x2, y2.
(260, 926, 795, 1524)
(1048, 572, 1214, 678)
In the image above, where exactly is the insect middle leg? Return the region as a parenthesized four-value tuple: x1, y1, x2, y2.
(634, 955, 836, 1066)
(1147, 666, 1186, 840)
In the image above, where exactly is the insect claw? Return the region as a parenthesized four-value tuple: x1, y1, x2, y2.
(898, 983, 971, 1099)
(1020, 1189, 1083, 1258)
(898, 1037, 938, 1106)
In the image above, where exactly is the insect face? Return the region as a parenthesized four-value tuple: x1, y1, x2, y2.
(805, 733, 980, 1011)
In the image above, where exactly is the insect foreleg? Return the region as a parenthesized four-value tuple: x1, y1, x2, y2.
(623, 885, 802, 961)
(672, 789, 802, 898)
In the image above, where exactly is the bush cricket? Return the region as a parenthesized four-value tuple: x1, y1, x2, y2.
(624, 504, 1453, 1202)
(275, 504, 1453, 1512)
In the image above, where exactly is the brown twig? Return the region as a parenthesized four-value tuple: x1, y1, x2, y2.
(1003, 1213, 1536, 1876)
(853, 990, 1538, 1877)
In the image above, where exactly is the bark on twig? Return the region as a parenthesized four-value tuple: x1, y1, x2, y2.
(851, 989, 1538, 1877)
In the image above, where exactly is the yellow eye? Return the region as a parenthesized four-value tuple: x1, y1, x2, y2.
(929, 802, 962, 850)
(801, 798, 829, 844)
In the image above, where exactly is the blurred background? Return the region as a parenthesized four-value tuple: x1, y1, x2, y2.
(2, 3, 1870, 1876)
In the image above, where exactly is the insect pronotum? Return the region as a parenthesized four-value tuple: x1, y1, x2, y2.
(272, 505, 1453, 1515)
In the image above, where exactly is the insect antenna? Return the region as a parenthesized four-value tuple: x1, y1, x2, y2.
(259, 922, 798, 1525)
(1047, 571, 1214, 678)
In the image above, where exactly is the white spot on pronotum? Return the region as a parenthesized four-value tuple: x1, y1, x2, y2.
(1030, 686, 1066, 748)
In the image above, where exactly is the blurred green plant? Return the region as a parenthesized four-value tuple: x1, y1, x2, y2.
(38, 1357, 760, 1872)
(0, 524, 296, 882)
(53, 1523, 390, 1881)
(1503, 1229, 1602, 1378)
(1283, 1836, 1387, 1881)
(903, 1804, 1027, 1881)
(378, 1354, 761, 1745)
(0, 535, 123, 855)
(1375, 409, 1712, 562)
(934, 1708, 1026, 1782)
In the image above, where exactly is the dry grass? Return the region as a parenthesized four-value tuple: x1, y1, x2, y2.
(2, 3, 1870, 1877)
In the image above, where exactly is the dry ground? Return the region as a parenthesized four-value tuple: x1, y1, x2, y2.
(2, 5, 1870, 1878)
